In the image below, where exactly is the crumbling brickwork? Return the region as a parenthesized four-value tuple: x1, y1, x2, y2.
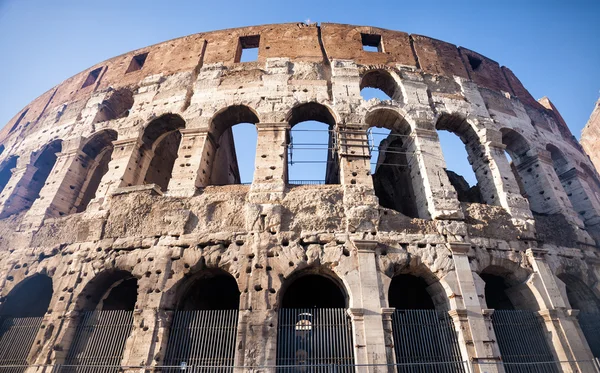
(0, 23, 599, 373)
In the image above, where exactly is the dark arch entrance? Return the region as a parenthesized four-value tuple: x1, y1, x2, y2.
(163, 270, 240, 370)
(558, 274, 600, 359)
(388, 274, 464, 370)
(62, 271, 137, 373)
(277, 272, 354, 371)
(0, 156, 18, 195)
(481, 268, 559, 372)
(0, 274, 53, 369)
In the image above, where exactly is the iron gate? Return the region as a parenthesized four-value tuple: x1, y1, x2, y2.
(60, 310, 134, 373)
(491, 310, 560, 373)
(162, 310, 239, 373)
(0, 317, 43, 373)
(276, 308, 354, 372)
(391, 310, 465, 372)
(578, 311, 600, 359)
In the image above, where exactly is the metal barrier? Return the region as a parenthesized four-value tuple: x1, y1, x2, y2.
(60, 310, 134, 373)
(162, 310, 238, 373)
(0, 317, 43, 373)
(287, 180, 325, 185)
(491, 310, 559, 373)
(276, 308, 354, 372)
(391, 310, 465, 373)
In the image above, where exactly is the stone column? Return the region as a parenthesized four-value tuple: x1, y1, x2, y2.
(93, 137, 144, 201)
(337, 123, 372, 188)
(558, 168, 600, 242)
(447, 242, 504, 373)
(0, 163, 38, 218)
(167, 128, 215, 197)
(404, 128, 464, 220)
(525, 248, 596, 373)
(349, 240, 392, 373)
(250, 122, 288, 194)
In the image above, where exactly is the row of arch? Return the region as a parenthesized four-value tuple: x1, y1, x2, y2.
(2, 259, 599, 367)
(0, 70, 598, 227)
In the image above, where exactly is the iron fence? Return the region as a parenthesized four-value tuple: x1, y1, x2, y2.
(287, 180, 325, 185)
(162, 310, 238, 373)
(491, 310, 559, 373)
(60, 310, 134, 373)
(391, 310, 465, 373)
(276, 308, 354, 372)
(0, 317, 43, 373)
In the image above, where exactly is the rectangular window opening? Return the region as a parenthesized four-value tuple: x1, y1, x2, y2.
(81, 67, 103, 88)
(126, 52, 149, 73)
(361, 33, 382, 53)
(236, 35, 260, 63)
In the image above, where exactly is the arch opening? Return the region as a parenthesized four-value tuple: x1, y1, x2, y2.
(360, 70, 399, 101)
(436, 114, 485, 204)
(286, 103, 339, 185)
(64, 271, 137, 368)
(91, 88, 134, 124)
(558, 274, 600, 358)
(389, 274, 435, 309)
(480, 272, 515, 310)
(163, 270, 240, 369)
(501, 129, 533, 203)
(139, 114, 185, 192)
(366, 109, 419, 218)
(209, 106, 259, 186)
(0, 156, 18, 195)
(72, 130, 117, 213)
(277, 271, 354, 370)
(0, 274, 53, 368)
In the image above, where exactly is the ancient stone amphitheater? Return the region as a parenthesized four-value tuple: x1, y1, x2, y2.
(0, 22, 599, 373)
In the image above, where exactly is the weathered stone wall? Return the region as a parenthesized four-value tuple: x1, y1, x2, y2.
(0, 22, 599, 372)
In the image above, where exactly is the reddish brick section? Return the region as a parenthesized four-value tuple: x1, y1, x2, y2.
(539, 97, 582, 151)
(501, 67, 545, 110)
(459, 48, 512, 94)
(320, 23, 416, 67)
(411, 35, 468, 79)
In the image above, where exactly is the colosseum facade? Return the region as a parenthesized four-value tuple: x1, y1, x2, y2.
(0, 23, 599, 373)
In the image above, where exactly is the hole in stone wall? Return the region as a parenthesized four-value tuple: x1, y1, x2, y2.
(237, 35, 260, 63)
(92, 88, 134, 124)
(361, 33, 382, 52)
(0, 274, 52, 317)
(388, 274, 435, 309)
(281, 274, 346, 308)
(286, 103, 339, 185)
(101, 278, 137, 311)
(467, 55, 482, 71)
(81, 67, 102, 89)
(0, 156, 18, 194)
(125, 52, 148, 73)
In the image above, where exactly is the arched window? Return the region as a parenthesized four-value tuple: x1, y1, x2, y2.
(209, 105, 259, 185)
(0, 274, 52, 368)
(286, 103, 339, 185)
(558, 274, 600, 358)
(139, 114, 185, 191)
(360, 69, 399, 101)
(71, 130, 117, 213)
(388, 274, 464, 370)
(91, 88, 134, 124)
(480, 267, 559, 370)
(63, 271, 137, 371)
(2, 140, 62, 218)
(277, 272, 353, 370)
(163, 270, 240, 369)
(436, 114, 486, 204)
(0, 155, 18, 195)
(366, 109, 419, 217)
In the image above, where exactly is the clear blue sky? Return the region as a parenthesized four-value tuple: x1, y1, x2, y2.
(1, 0, 598, 185)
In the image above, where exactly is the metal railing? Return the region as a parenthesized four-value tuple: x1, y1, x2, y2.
(287, 180, 325, 185)
(276, 308, 354, 372)
(391, 310, 465, 373)
(0, 317, 43, 373)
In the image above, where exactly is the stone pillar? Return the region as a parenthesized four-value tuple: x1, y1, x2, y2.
(349, 240, 392, 372)
(404, 128, 464, 220)
(0, 163, 38, 218)
(526, 248, 596, 372)
(447, 242, 504, 373)
(558, 168, 600, 242)
(167, 128, 215, 197)
(251, 122, 288, 192)
(478, 131, 534, 226)
(93, 137, 144, 201)
(338, 123, 372, 188)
